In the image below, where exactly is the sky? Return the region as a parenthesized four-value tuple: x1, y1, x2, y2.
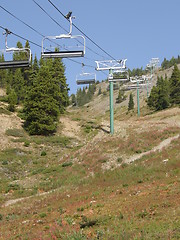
(0, 0, 180, 94)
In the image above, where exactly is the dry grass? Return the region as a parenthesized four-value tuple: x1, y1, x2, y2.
(0, 78, 180, 239)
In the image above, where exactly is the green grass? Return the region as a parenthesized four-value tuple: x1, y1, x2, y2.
(0, 107, 11, 115)
(5, 128, 26, 138)
(31, 135, 71, 146)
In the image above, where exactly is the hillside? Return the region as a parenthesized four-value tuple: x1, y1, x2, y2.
(0, 66, 180, 239)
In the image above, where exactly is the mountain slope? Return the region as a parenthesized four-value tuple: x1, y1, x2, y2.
(0, 66, 180, 239)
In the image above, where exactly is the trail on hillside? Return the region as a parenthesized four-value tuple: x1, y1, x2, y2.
(125, 134, 180, 164)
(3, 133, 179, 208)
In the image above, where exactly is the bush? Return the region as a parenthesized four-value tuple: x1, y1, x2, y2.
(41, 151, 47, 156)
(62, 162, 73, 167)
(117, 157, 123, 164)
(39, 212, 47, 218)
(24, 140, 30, 147)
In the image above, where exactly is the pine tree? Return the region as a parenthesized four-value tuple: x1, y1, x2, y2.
(71, 94, 76, 106)
(7, 89, 18, 112)
(98, 87, 102, 95)
(147, 76, 170, 110)
(23, 65, 60, 135)
(116, 89, 126, 103)
(0, 54, 7, 88)
(46, 57, 69, 113)
(147, 86, 159, 109)
(169, 64, 180, 105)
(128, 92, 134, 111)
(11, 68, 25, 102)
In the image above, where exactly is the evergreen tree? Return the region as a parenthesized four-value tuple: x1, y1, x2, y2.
(147, 86, 159, 109)
(23, 65, 60, 135)
(71, 94, 76, 106)
(0, 54, 7, 88)
(7, 89, 18, 112)
(147, 76, 170, 110)
(11, 68, 25, 102)
(156, 76, 170, 110)
(45, 57, 69, 113)
(116, 89, 126, 103)
(98, 87, 102, 95)
(128, 92, 134, 111)
(169, 64, 180, 105)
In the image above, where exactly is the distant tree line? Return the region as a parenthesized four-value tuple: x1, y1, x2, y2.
(71, 84, 96, 107)
(147, 64, 180, 111)
(161, 56, 180, 70)
(0, 41, 69, 135)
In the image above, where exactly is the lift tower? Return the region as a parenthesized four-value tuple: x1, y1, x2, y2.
(95, 59, 128, 134)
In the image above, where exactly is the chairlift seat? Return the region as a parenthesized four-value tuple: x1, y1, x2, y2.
(109, 78, 129, 82)
(42, 50, 84, 59)
(0, 60, 31, 69)
(76, 79, 95, 85)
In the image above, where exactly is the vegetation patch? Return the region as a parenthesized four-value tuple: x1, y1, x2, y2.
(5, 128, 26, 138)
(0, 107, 11, 115)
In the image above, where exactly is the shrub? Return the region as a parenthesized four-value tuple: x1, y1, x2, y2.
(39, 212, 47, 218)
(62, 162, 73, 167)
(24, 140, 30, 147)
(41, 151, 47, 156)
(117, 157, 123, 164)
(2, 160, 8, 165)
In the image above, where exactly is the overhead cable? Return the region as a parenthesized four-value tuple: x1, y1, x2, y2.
(0, 5, 44, 38)
(47, 0, 117, 61)
(0, 25, 41, 48)
(32, 0, 105, 60)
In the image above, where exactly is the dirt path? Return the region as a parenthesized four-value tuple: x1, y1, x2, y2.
(2, 190, 56, 207)
(60, 116, 81, 140)
(125, 134, 180, 164)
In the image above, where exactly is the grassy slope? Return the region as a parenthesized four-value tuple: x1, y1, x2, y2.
(0, 68, 180, 239)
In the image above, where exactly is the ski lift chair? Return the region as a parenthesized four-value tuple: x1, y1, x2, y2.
(109, 69, 129, 82)
(76, 63, 96, 85)
(41, 14, 85, 59)
(0, 29, 31, 69)
(76, 72, 96, 85)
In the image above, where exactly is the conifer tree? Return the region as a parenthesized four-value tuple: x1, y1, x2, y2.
(147, 76, 170, 110)
(7, 89, 17, 112)
(0, 54, 7, 88)
(71, 94, 76, 106)
(116, 89, 126, 103)
(169, 64, 180, 105)
(128, 92, 134, 111)
(11, 68, 25, 102)
(98, 87, 102, 95)
(23, 65, 60, 135)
